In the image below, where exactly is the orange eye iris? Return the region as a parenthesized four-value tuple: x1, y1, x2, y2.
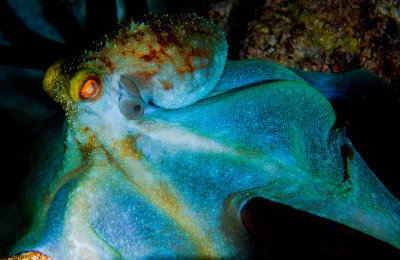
(80, 79, 99, 99)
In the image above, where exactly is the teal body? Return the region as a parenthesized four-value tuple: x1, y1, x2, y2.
(10, 14, 400, 259)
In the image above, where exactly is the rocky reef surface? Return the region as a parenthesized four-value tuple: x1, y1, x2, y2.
(209, 0, 400, 90)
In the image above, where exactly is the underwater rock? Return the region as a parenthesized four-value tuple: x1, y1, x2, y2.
(237, 0, 400, 89)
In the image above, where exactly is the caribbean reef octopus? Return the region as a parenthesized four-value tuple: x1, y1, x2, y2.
(7, 13, 400, 259)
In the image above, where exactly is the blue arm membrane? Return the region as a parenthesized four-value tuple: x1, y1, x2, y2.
(292, 68, 391, 101)
(12, 80, 400, 258)
(10, 59, 400, 258)
(215, 60, 390, 103)
(214, 60, 305, 91)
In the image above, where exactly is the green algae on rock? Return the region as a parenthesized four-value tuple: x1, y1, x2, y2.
(235, 0, 400, 88)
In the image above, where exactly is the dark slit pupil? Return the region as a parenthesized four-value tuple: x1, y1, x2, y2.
(134, 104, 142, 113)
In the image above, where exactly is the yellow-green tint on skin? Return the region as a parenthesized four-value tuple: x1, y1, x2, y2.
(43, 59, 103, 104)
(43, 61, 64, 102)
(110, 136, 217, 256)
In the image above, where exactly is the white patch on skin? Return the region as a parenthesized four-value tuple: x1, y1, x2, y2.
(63, 180, 117, 260)
(67, 232, 100, 260)
(132, 119, 236, 154)
(65, 214, 101, 260)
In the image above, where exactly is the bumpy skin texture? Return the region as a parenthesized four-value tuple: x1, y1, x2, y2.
(10, 14, 400, 259)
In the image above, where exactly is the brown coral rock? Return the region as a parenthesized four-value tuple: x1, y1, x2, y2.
(239, 0, 400, 88)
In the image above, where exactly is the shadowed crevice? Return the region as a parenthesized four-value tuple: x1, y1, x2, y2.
(241, 197, 400, 259)
(0, 0, 66, 69)
(85, 0, 117, 43)
(225, 0, 265, 59)
(39, 0, 83, 46)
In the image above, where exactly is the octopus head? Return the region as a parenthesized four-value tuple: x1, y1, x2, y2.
(43, 13, 228, 126)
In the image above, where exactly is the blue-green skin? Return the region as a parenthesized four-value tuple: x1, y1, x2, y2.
(11, 15, 400, 259)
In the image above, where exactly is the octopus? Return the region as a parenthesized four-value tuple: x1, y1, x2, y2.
(4, 12, 400, 259)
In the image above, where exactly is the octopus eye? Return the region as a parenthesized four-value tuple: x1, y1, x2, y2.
(80, 78, 100, 100)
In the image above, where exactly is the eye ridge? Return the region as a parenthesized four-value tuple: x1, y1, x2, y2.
(79, 75, 102, 101)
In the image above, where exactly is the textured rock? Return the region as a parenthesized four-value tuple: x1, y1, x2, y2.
(210, 0, 400, 89)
